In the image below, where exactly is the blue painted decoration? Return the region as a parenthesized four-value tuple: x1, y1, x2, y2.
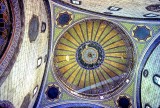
(56, 11, 72, 27)
(133, 25, 151, 41)
(45, 85, 60, 100)
(51, 103, 104, 108)
(143, 13, 160, 17)
(117, 96, 131, 108)
(76, 41, 105, 70)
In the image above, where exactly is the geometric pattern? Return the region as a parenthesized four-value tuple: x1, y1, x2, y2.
(0, 0, 12, 58)
(56, 11, 72, 28)
(45, 84, 61, 101)
(76, 41, 105, 70)
(53, 19, 134, 100)
(116, 95, 132, 108)
(132, 25, 151, 42)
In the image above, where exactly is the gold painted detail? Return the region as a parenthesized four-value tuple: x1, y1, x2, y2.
(53, 19, 134, 99)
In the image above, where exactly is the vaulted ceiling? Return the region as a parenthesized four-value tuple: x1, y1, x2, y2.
(59, 0, 160, 19)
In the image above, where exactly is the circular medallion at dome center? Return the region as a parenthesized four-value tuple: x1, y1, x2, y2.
(76, 41, 105, 70)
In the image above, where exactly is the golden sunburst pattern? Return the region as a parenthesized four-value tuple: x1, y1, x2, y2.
(53, 19, 134, 99)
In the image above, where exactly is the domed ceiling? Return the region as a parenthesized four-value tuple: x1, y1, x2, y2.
(0, 0, 22, 85)
(0, 0, 12, 58)
(55, 0, 160, 19)
(0, 0, 160, 108)
(53, 19, 134, 99)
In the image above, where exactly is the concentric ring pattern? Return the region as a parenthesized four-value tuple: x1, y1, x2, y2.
(53, 19, 134, 99)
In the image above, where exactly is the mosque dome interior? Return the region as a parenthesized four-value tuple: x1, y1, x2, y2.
(0, 0, 160, 108)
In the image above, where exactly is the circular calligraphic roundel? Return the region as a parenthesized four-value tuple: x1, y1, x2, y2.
(76, 41, 105, 70)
